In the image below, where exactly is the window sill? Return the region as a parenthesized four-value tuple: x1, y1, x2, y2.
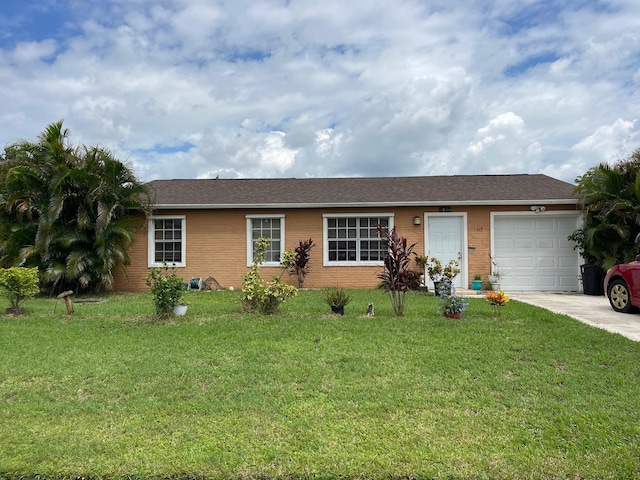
(323, 261, 385, 267)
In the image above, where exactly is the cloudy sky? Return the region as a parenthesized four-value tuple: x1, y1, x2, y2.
(1, 1, 639, 183)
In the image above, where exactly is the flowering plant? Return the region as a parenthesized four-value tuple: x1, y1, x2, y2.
(437, 283, 468, 316)
(486, 290, 510, 306)
(426, 257, 460, 282)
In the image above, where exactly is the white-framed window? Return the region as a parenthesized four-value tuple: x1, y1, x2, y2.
(148, 215, 186, 267)
(246, 214, 285, 266)
(323, 214, 394, 266)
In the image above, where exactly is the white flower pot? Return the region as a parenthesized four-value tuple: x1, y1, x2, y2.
(173, 304, 188, 316)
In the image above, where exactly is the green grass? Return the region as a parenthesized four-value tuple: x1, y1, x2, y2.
(1, 290, 639, 479)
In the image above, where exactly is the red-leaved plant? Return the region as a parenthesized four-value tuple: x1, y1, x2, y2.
(290, 238, 315, 288)
(377, 225, 416, 316)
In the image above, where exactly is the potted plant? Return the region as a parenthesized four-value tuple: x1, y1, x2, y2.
(437, 283, 468, 319)
(323, 286, 351, 315)
(426, 257, 460, 295)
(488, 255, 504, 291)
(414, 255, 429, 290)
(145, 263, 187, 318)
(471, 274, 483, 291)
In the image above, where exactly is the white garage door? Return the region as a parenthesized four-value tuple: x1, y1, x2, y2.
(493, 214, 581, 291)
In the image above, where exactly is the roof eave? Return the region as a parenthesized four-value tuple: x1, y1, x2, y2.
(152, 198, 580, 210)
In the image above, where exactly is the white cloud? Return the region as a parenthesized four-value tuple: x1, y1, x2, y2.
(464, 112, 543, 174)
(315, 128, 345, 159)
(9, 39, 57, 63)
(0, 0, 639, 184)
(540, 118, 639, 181)
(468, 112, 527, 155)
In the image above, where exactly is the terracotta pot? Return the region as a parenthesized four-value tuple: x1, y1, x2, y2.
(443, 312, 462, 319)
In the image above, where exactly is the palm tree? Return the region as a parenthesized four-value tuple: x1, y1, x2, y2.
(572, 149, 640, 269)
(0, 121, 152, 292)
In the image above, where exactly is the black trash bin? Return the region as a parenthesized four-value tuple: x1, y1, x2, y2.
(581, 264, 604, 295)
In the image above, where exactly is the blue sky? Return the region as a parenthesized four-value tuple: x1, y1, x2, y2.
(1, 0, 639, 183)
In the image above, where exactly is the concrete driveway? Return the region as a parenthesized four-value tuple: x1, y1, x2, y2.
(507, 292, 640, 342)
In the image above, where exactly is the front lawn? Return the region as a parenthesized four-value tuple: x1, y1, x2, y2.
(1, 290, 639, 479)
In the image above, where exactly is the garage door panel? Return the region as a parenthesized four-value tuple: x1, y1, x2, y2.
(534, 218, 556, 231)
(514, 239, 533, 249)
(514, 220, 533, 231)
(557, 217, 577, 229)
(495, 214, 580, 291)
(511, 275, 535, 287)
(559, 256, 578, 268)
(560, 275, 579, 288)
(537, 276, 559, 288)
(495, 220, 515, 232)
(514, 256, 534, 268)
(536, 257, 556, 268)
(536, 238, 555, 249)
(494, 238, 513, 250)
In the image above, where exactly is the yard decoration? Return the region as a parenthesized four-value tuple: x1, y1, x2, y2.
(145, 263, 186, 318)
(377, 225, 416, 316)
(437, 282, 468, 319)
(242, 237, 298, 314)
(57, 290, 74, 315)
(0, 267, 40, 315)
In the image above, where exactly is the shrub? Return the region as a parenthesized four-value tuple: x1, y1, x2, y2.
(377, 226, 416, 316)
(242, 238, 298, 314)
(0, 267, 40, 314)
(284, 239, 315, 287)
(145, 263, 186, 318)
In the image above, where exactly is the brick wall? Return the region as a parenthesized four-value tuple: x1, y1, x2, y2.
(114, 203, 579, 291)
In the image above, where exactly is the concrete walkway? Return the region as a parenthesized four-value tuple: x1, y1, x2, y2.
(504, 291, 640, 342)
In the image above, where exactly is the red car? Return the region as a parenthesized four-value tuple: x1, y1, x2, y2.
(604, 258, 640, 313)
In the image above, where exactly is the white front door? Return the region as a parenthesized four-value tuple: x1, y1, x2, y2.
(427, 215, 465, 289)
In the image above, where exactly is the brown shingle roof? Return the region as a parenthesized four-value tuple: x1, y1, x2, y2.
(148, 174, 577, 208)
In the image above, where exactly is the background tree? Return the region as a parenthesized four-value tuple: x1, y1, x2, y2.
(571, 148, 640, 269)
(0, 121, 152, 293)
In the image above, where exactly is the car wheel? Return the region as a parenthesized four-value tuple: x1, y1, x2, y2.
(607, 279, 637, 313)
